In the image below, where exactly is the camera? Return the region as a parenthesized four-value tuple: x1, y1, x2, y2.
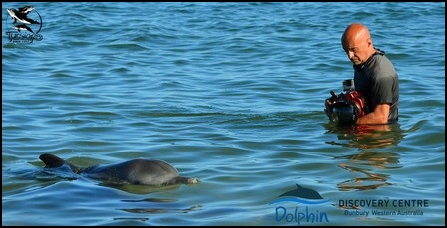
(342, 79, 355, 92)
(324, 79, 368, 125)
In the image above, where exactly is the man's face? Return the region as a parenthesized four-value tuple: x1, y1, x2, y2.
(342, 38, 369, 66)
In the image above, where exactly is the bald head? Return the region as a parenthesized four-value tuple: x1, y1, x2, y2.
(341, 23, 370, 46)
(341, 23, 376, 65)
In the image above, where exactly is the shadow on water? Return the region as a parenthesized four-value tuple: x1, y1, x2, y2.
(324, 123, 405, 192)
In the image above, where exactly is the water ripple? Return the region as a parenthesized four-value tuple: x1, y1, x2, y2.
(2, 2, 444, 226)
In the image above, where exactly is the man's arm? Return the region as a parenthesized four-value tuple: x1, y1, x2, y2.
(356, 103, 390, 124)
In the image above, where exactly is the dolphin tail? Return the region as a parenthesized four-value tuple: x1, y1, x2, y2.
(39, 153, 82, 173)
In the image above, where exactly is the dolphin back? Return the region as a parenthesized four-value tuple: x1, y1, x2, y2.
(86, 159, 199, 186)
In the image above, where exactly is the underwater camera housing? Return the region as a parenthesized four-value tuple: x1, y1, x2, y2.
(324, 79, 368, 125)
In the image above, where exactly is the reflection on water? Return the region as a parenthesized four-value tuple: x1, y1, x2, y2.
(325, 123, 405, 150)
(118, 196, 202, 222)
(100, 182, 182, 195)
(113, 217, 149, 222)
(335, 151, 401, 192)
(121, 204, 202, 214)
(325, 124, 404, 192)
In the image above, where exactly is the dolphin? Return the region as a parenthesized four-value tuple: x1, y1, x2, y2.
(39, 153, 199, 186)
(13, 24, 34, 33)
(18, 6, 35, 14)
(7, 7, 40, 24)
(278, 184, 323, 199)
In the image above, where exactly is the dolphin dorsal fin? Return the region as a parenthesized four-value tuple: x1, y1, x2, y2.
(39, 153, 65, 167)
(39, 153, 81, 173)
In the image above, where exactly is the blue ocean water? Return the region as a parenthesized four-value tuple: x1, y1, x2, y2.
(2, 2, 445, 226)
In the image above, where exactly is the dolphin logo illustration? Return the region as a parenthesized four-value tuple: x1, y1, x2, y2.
(278, 184, 324, 199)
(7, 6, 40, 25)
(13, 24, 34, 33)
(18, 6, 35, 14)
(270, 184, 330, 205)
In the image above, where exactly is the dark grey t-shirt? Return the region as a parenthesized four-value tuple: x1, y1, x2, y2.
(353, 50, 399, 123)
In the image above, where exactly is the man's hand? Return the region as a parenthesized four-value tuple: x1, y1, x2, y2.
(324, 99, 337, 122)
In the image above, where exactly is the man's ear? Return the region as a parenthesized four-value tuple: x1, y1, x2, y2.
(366, 38, 373, 47)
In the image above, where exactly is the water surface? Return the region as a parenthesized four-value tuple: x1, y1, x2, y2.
(2, 2, 445, 226)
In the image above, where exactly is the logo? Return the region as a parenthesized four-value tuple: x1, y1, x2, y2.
(4, 5, 43, 43)
(270, 183, 431, 225)
(270, 184, 331, 225)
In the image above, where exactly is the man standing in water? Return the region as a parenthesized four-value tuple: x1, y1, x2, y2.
(327, 23, 399, 124)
